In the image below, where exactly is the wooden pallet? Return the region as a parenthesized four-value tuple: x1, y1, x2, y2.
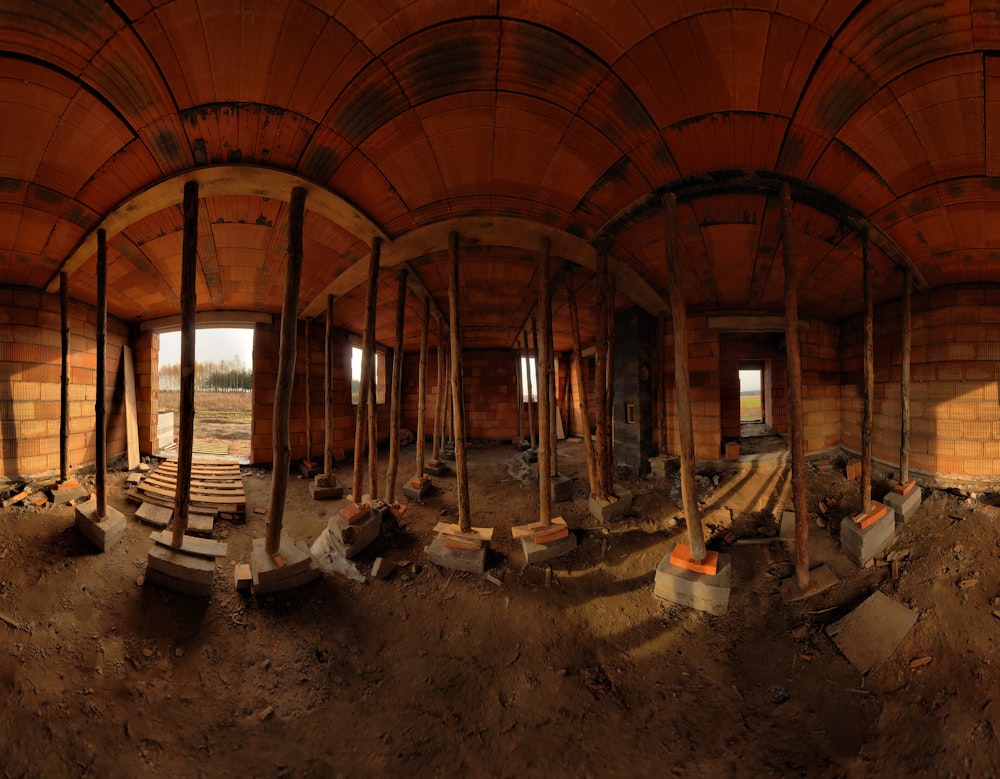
(129, 458, 246, 522)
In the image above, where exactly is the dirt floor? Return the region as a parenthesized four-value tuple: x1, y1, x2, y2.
(1, 438, 998, 777)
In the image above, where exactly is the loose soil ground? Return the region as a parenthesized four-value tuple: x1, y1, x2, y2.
(159, 391, 251, 460)
(0, 440, 998, 777)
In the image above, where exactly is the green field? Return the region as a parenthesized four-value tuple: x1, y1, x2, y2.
(740, 393, 762, 422)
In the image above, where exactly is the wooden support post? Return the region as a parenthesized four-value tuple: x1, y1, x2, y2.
(514, 346, 524, 446)
(304, 317, 312, 465)
(531, 316, 540, 449)
(861, 230, 873, 513)
(605, 274, 617, 492)
(172, 182, 199, 547)
(95, 230, 108, 522)
(900, 268, 912, 484)
(443, 352, 452, 445)
(59, 271, 70, 482)
(548, 312, 559, 477)
(415, 296, 430, 479)
(368, 369, 378, 501)
(324, 295, 335, 477)
(664, 194, 705, 562)
(566, 270, 598, 497)
(386, 269, 408, 501)
(433, 321, 444, 460)
(522, 331, 536, 451)
(594, 253, 610, 502)
(352, 237, 381, 505)
(537, 239, 552, 527)
(656, 314, 668, 456)
(448, 233, 472, 533)
(779, 183, 809, 589)
(265, 186, 306, 555)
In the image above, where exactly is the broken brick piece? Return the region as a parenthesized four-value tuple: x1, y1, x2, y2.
(853, 502, 887, 530)
(57, 479, 80, 490)
(338, 503, 371, 526)
(669, 543, 720, 576)
(893, 479, 917, 496)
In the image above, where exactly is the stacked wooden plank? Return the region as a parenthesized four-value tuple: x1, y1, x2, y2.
(128, 458, 246, 524)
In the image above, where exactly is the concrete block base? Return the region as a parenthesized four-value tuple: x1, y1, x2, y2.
(780, 510, 796, 544)
(523, 449, 538, 464)
(298, 459, 322, 479)
(521, 532, 577, 564)
(74, 501, 126, 552)
(654, 548, 732, 616)
(439, 447, 455, 462)
(146, 543, 215, 597)
(840, 502, 896, 567)
(588, 490, 633, 522)
(251, 536, 319, 593)
(551, 474, 573, 503)
(427, 534, 487, 574)
(424, 459, 449, 476)
(52, 486, 88, 505)
(402, 478, 432, 501)
(648, 456, 678, 479)
(883, 486, 921, 524)
(328, 507, 381, 559)
(310, 473, 345, 501)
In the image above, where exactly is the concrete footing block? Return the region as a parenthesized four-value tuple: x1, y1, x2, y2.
(840, 502, 895, 567)
(328, 507, 380, 559)
(52, 485, 88, 505)
(588, 490, 632, 522)
(427, 534, 486, 574)
(883, 487, 921, 524)
(424, 459, 449, 477)
(648, 456, 678, 479)
(310, 473, 344, 501)
(551, 474, 573, 503)
(521, 532, 577, 564)
(298, 459, 322, 479)
(439, 446, 455, 462)
(251, 537, 320, 593)
(402, 477, 432, 501)
(654, 547, 732, 615)
(74, 500, 126, 552)
(146, 544, 215, 597)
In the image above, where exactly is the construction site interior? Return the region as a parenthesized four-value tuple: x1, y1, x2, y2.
(3, 2, 1000, 776)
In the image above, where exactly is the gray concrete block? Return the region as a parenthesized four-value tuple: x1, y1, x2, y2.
(402, 479, 431, 501)
(588, 490, 632, 522)
(654, 549, 732, 616)
(328, 509, 380, 558)
(310, 475, 345, 500)
(145, 566, 213, 597)
(74, 501, 126, 552)
(427, 534, 486, 574)
(551, 474, 573, 503)
(251, 536, 313, 588)
(298, 459, 322, 479)
(883, 487, 921, 524)
(424, 460, 449, 476)
(135, 502, 172, 528)
(146, 544, 215, 596)
(52, 486, 88, 505)
(253, 560, 320, 594)
(840, 504, 895, 567)
(521, 532, 577, 564)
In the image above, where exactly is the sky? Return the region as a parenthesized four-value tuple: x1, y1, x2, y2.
(739, 369, 762, 393)
(159, 328, 255, 367)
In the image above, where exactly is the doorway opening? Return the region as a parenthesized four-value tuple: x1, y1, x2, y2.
(157, 327, 254, 462)
(739, 367, 763, 423)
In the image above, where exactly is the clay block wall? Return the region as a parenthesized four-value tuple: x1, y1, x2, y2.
(0, 286, 130, 479)
(251, 321, 391, 466)
(800, 321, 841, 453)
(718, 334, 787, 440)
(401, 348, 520, 441)
(134, 331, 159, 455)
(841, 285, 1000, 480)
(662, 315, 722, 460)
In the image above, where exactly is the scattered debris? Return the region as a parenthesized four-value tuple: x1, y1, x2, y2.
(909, 656, 933, 670)
(959, 578, 979, 589)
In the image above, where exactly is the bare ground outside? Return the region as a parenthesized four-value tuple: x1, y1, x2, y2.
(159, 390, 251, 460)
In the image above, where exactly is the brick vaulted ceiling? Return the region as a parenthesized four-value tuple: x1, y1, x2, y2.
(2, 1, 999, 352)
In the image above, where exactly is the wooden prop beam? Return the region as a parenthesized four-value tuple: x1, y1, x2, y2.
(60, 272, 70, 482)
(566, 270, 598, 496)
(531, 316, 541, 450)
(265, 186, 306, 554)
(779, 183, 809, 589)
(537, 238, 552, 527)
(548, 310, 559, 477)
(522, 331, 536, 451)
(386, 269, 408, 501)
(594, 252, 610, 502)
(304, 318, 311, 464)
(368, 369, 378, 501)
(415, 296, 430, 479)
(664, 194, 705, 562)
(95, 230, 108, 521)
(861, 230, 873, 513)
(172, 182, 199, 546)
(324, 295, 335, 477)
(605, 273, 617, 491)
(352, 237, 381, 504)
(514, 346, 524, 446)
(900, 268, 912, 484)
(432, 321, 444, 460)
(656, 314, 668, 456)
(448, 233, 472, 533)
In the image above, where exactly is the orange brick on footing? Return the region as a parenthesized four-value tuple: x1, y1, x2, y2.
(669, 544, 719, 576)
(338, 503, 370, 525)
(853, 502, 887, 530)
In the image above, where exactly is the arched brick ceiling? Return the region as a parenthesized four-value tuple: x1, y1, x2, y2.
(2, 1, 998, 351)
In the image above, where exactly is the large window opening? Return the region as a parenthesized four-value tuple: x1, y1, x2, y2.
(351, 346, 386, 405)
(739, 367, 763, 423)
(158, 327, 254, 461)
(520, 356, 538, 402)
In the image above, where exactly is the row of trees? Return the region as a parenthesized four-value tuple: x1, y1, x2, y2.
(159, 355, 252, 392)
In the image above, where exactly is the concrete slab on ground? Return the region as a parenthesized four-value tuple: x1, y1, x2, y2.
(826, 591, 917, 674)
(74, 501, 126, 552)
(52, 486, 88, 505)
(427, 534, 486, 574)
(654, 547, 732, 616)
(588, 490, 632, 522)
